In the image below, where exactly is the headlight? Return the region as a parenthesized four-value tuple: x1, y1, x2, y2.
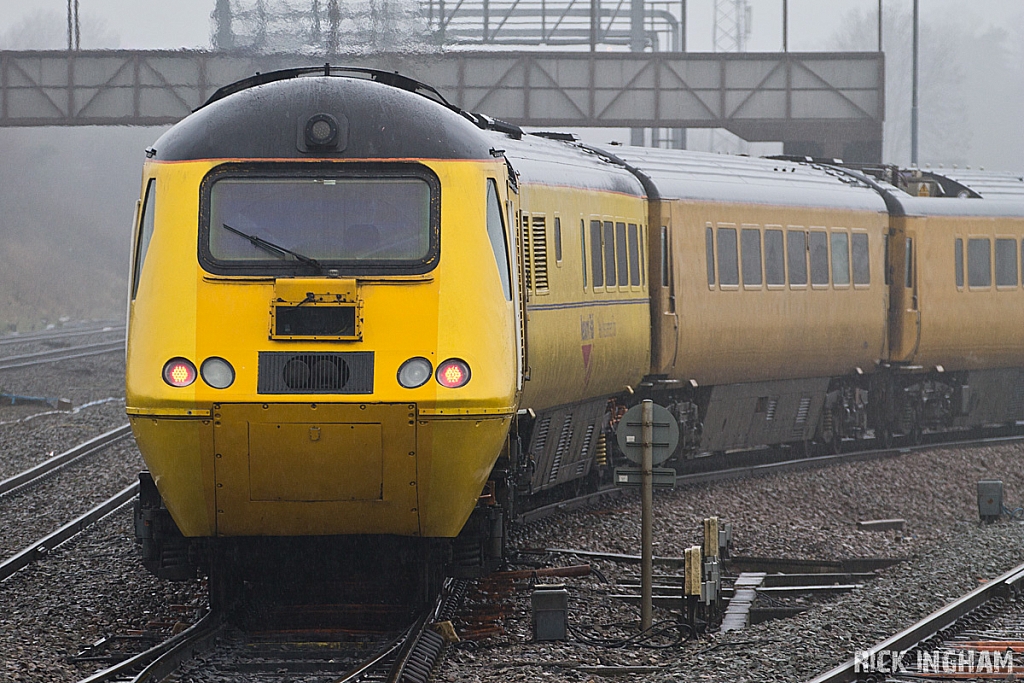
(162, 358, 197, 387)
(436, 359, 471, 388)
(398, 357, 432, 389)
(200, 357, 235, 389)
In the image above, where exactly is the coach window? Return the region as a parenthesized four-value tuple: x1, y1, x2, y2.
(852, 233, 870, 286)
(663, 225, 671, 286)
(485, 179, 512, 301)
(590, 220, 603, 288)
(905, 238, 914, 289)
(954, 238, 964, 288)
(581, 220, 588, 289)
(705, 225, 715, 287)
(741, 228, 762, 287)
(615, 222, 629, 286)
(787, 229, 807, 287)
(809, 230, 829, 286)
(968, 238, 991, 288)
(131, 178, 156, 300)
(628, 223, 641, 286)
(553, 217, 563, 264)
(717, 226, 739, 287)
(765, 228, 785, 287)
(831, 231, 850, 287)
(604, 221, 617, 286)
(639, 226, 646, 287)
(996, 238, 1017, 288)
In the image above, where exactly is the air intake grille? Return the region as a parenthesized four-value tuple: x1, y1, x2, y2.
(531, 215, 549, 291)
(258, 351, 373, 394)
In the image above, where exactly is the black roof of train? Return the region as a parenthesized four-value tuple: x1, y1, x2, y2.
(150, 69, 497, 162)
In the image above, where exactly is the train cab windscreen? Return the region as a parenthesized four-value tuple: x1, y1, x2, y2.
(199, 165, 439, 275)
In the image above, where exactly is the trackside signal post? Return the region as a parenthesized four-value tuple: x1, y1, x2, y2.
(615, 399, 678, 631)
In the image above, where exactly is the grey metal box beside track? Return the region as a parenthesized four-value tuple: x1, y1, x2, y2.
(257, 351, 374, 394)
(532, 584, 568, 641)
(978, 480, 1003, 520)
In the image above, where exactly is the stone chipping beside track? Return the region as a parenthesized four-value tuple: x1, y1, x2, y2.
(442, 443, 1024, 683)
(1, 346, 206, 683)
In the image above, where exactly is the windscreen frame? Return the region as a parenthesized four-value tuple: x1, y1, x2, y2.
(198, 161, 441, 277)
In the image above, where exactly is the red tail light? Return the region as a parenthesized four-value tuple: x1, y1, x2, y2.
(436, 359, 471, 388)
(162, 358, 197, 387)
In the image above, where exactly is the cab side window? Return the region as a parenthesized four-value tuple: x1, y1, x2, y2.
(485, 179, 511, 301)
(131, 179, 156, 300)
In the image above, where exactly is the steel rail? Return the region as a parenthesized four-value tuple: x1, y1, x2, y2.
(0, 339, 123, 370)
(75, 612, 223, 683)
(0, 340, 124, 370)
(517, 431, 1024, 527)
(806, 560, 1024, 683)
(0, 424, 132, 497)
(0, 325, 124, 347)
(0, 481, 138, 583)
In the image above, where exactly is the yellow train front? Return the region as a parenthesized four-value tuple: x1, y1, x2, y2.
(126, 69, 522, 585)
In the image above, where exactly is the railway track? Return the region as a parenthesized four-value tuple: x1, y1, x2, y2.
(78, 578, 464, 683)
(0, 339, 125, 371)
(808, 560, 1024, 682)
(0, 322, 124, 348)
(0, 481, 139, 583)
(0, 426, 134, 582)
(0, 424, 131, 497)
(517, 428, 1024, 527)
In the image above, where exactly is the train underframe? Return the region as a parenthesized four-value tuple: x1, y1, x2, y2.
(135, 366, 1024, 590)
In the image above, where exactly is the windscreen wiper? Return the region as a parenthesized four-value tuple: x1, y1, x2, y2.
(222, 223, 324, 274)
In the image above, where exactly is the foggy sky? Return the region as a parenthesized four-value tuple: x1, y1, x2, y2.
(0, 0, 1020, 172)
(0, 0, 1020, 53)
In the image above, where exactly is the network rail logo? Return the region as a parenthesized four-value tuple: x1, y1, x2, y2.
(854, 649, 1014, 676)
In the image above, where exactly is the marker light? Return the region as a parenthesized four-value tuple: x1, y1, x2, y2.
(435, 359, 471, 388)
(200, 357, 235, 389)
(162, 358, 197, 387)
(398, 357, 433, 389)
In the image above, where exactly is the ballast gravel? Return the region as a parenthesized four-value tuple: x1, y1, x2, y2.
(442, 441, 1024, 683)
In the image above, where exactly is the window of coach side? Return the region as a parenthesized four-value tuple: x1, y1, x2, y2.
(851, 232, 870, 286)
(995, 238, 1018, 288)
(787, 229, 808, 288)
(955, 238, 964, 289)
(831, 231, 850, 287)
(717, 225, 739, 288)
(765, 228, 785, 287)
(809, 230, 829, 287)
(198, 162, 440, 277)
(741, 227, 762, 288)
(968, 237, 992, 289)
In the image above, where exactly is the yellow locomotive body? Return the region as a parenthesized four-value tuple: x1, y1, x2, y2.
(127, 74, 524, 556)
